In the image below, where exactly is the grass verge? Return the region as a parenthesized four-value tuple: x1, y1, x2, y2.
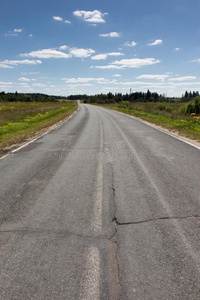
(96, 103, 200, 142)
(0, 101, 77, 154)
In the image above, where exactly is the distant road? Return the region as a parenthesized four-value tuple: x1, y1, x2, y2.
(0, 103, 200, 299)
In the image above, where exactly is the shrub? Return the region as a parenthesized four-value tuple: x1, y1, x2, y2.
(186, 97, 200, 114)
(156, 103, 173, 113)
(121, 101, 130, 108)
(156, 103, 166, 111)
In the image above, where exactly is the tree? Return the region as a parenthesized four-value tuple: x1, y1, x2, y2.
(146, 89, 151, 100)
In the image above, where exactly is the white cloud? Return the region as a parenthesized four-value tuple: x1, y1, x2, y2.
(91, 54, 107, 60)
(97, 79, 117, 84)
(21, 72, 40, 75)
(14, 60, 41, 65)
(14, 28, 22, 33)
(53, 16, 63, 22)
(66, 84, 93, 87)
(108, 52, 124, 56)
(120, 81, 165, 87)
(148, 39, 163, 46)
(5, 34, 18, 37)
(169, 76, 196, 81)
(192, 59, 200, 63)
(59, 45, 68, 50)
(94, 65, 122, 70)
(95, 65, 123, 70)
(18, 83, 29, 86)
(21, 47, 95, 60)
(69, 48, 95, 58)
(174, 48, 180, 51)
(5, 31, 18, 37)
(0, 63, 13, 68)
(99, 32, 120, 37)
(73, 10, 107, 24)
(137, 74, 169, 81)
(62, 77, 105, 83)
(18, 77, 36, 82)
(19, 77, 31, 82)
(32, 83, 47, 87)
(5, 28, 23, 37)
(91, 52, 124, 60)
(0, 59, 42, 68)
(95, 58, 160, 69)
(0, 81, 13, 85)
(53, 16, 71, 24)
(62, 77, 118, 86)
(29, 34, 33, 38)
(21, 49, 72, 59)
(113, 74, 122, 77)
(64, 78, 117, 86)
(169, 81, 200, 86)
(124, 41, 137, 47)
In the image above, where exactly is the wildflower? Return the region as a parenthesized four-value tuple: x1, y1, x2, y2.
(191, 113, 196, 116)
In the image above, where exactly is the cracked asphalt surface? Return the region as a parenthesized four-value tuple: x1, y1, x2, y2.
(0, 102, 200, 299)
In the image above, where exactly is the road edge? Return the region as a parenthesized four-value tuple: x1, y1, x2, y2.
(0, 105, 79, 161)
(94, 105, 200, 151)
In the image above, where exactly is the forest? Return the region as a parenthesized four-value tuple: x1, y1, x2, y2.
(0, 92, 68, 102)
(81, 90, 200, 104)
(0, 90, 199, 104)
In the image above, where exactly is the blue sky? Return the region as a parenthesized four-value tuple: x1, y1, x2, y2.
(1, 0, 200, 97)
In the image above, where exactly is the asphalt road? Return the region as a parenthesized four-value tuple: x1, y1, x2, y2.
(0, 102, 200, 299)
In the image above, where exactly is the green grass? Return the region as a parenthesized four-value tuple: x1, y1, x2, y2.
(0, 101, 77, 152)
(97, 102, 200, 142)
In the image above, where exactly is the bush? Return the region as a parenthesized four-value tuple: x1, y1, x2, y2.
(156, 103, 166, 111)
(121, 101, 130, 108)
(156, 103, 173, 113)
(186, 97, 200, 114)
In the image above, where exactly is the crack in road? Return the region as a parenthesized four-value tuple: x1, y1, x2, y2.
(2, 216, 198, 237)
(108, 159, 200, 299)
(112, 215, 200, 226)
(109, 170, 122, 300)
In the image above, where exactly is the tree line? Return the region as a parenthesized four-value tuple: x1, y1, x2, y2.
(0, 92, 63, 102)
(82, 90, 167, 104)
(182, 91, 200, 102)
(0, 90, 199, 105)
(68, 90, 200, 104)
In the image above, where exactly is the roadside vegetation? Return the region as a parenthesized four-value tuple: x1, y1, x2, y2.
(99, 101, 200, 141)
(1, 89, 200, 154)
(82, 90, 200, 142)
(0, 93, 77, 154)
